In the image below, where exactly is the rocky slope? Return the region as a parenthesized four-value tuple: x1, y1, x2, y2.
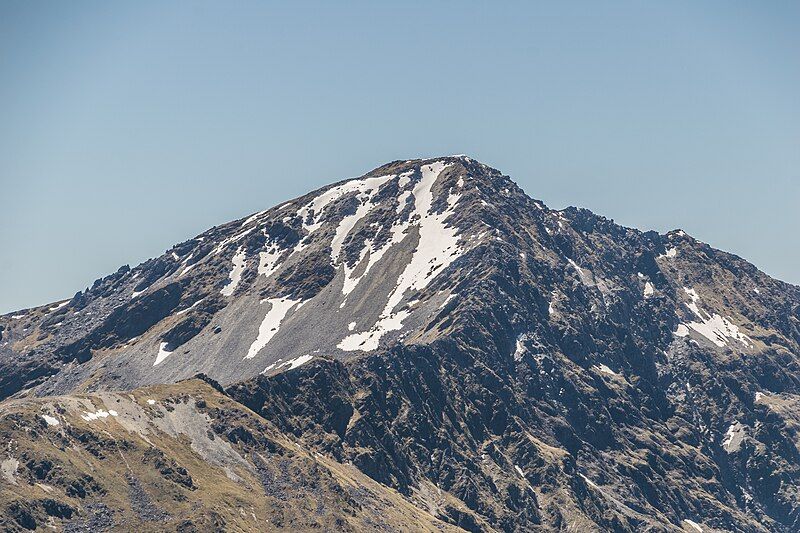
(2, 156, 799, 531)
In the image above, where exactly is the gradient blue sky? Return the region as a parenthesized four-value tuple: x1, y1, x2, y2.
(1, 1, 798, 313)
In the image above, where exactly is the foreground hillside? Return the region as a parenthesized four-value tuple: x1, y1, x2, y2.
(0, 377, 469, 531)
(2, 156, 799, 531)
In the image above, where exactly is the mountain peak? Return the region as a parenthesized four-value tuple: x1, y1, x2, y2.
(2, 157, 800, 531)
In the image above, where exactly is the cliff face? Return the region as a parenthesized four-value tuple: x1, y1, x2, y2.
(2, 156, 799, 531)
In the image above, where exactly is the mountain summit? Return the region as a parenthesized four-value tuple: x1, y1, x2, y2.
(2, 157, 799, 531)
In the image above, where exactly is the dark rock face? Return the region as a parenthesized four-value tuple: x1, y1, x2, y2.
(1, 156, 799, 531)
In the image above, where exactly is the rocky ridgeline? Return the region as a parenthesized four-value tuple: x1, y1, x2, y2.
(1, 156, 799, 531)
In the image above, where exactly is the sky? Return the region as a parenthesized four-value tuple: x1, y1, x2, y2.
(1, 1, 798, 313)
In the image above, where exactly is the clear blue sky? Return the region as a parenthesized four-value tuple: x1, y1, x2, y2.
(1, 1, 798, 313)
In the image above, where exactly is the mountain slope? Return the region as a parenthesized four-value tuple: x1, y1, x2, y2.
(2, 156, 799, 531)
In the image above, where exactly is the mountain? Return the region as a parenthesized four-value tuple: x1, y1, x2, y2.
(2, 156, 799, 531)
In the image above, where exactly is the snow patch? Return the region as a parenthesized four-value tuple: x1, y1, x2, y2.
(593, 364, 618, 376)
(722, 421, 745, 453)
(678, 287, 753, 348)
(176, 298, 204, 315)
(81, 409, 118, 421)
(49, 301, 69, 312)
(683, 519, 703, 532)
(659, 247, 677, 259)
(41, 414, 60, 426)
(220, 247, 247, 296)
(154, 342, 173, 366)
(263, 354, 314, 373)
(258, 245, 283, 279)
(244, 298, 302, 359)
(643, 281, 655, 297)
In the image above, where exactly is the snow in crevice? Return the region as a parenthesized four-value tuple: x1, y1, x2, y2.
(677, 287, 753, 348)
(338, 161, 466, 351)
(154, 342, 173, 366)
(244, 297, 303, 359)
(658, 247, 677, 259)
(220, 247, 247, 297)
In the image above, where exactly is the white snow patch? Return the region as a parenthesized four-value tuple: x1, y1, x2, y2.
(282, 354, 314, 370)
(154, 342, 173, 366)
(11, 314, 25, 319)
(514, 336, 527, 362)
(49, 301, 69, 312)
(514, 465, 525, 477)
(755, 391, 765, 402)
(337, 310, 410, 352)
(241, 209, 269, 227)
(147, 399, 156, 405)
(578, 473, 598, 489)
(244, 298, 302, 359)
(683, 519, 703, 532)
(675, 324, 690, 337)
(180, 263, 196, 276)
(213, 226, 256, 255)
(396, 190, 412, 213)
(679, 287, 753, 348)
(348, 322, 356, 331)
(659, 247, 677, 259)
(220, 247, 247, 296)
(568, 259, 595, 287)
(80, 409, 118, 421)
(644, 281, 655, 297)
(176, 298, 204, 315)
(722, 421, 745, 453)
(41, 414, 60, 426)
(593, 364, 618, 376)
(263, 354, 314, 373)
(258, 245, 283, 279)
(753, 287, 761, 294)
(171, 252, 180, 261)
